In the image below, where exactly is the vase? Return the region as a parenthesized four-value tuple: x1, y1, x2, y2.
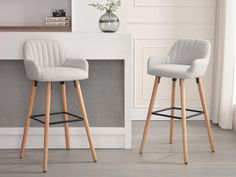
(99, 10, 119, 33)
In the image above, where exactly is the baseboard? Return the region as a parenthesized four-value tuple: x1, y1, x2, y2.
(0, 127, 129, 149)
(131, 107, 205, 120)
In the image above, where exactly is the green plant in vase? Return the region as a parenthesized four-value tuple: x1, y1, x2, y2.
(89, 0, 121, 32)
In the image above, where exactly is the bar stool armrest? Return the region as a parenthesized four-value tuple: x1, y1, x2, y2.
(187, 58, 209, 77)
(24, 60, 41, 81)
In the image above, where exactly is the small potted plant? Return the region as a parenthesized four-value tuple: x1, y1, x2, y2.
(89, 0, 121, 33)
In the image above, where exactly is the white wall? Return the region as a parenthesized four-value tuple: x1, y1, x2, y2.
(126, 0, 216, 120)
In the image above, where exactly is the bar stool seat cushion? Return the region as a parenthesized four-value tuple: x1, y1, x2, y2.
(39, 67, 88, 82)
(147, 39, 211, 79)
(24, 40, 89, 82)
(148, 64, 192, 79)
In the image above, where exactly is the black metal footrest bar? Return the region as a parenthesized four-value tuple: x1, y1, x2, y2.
(152, 107, 204, 120)
(30, 112, 83, 125)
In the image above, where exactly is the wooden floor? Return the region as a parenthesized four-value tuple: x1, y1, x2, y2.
(0, 120, 236, 177)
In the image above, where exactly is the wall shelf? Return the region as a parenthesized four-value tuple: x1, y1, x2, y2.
(0, 0, 71, 32)
(0, 26, 71, 32)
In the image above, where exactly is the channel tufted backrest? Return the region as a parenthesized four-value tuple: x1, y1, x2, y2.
(24, 40, 65, 67)
(168, 39, 211, 65)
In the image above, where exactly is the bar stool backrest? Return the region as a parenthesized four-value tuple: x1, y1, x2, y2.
(24, 40, 65, 68)
(168, 39, 211, 65)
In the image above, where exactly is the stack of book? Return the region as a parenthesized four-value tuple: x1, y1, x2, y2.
(45, 16, 71, 27)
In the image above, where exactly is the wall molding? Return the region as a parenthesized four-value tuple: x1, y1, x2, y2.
(133, 39, 213, 113)
(127, 20, 215, 26)
(133, 41, 212, 108)
(133, 0, 216, 7)
(0, 127, 130, 149)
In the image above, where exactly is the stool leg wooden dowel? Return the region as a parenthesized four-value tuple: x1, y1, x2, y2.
(139, 76, 160, 154)
(19, 81, 37, 158)
(61, 83, 70, 150)
(169, 78, 176, 144)
(43, 82, 51, 172)
(75, 81, 97, 162)
(180, 79, 188, 164)
(196, 78, 215, 152)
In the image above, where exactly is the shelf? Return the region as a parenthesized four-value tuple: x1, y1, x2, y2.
(0, 26, 71, 32)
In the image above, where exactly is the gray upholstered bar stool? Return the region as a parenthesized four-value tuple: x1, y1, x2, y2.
(139, 39, 215, 164)
(19, 40, 97, 172)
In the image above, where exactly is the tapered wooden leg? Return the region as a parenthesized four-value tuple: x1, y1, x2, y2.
(169, 78, 176, 144)
(180, 79, 188, 164)
(61, 82, 70, 150)
(75, 81, 97, 162)
(196, 78, 215, 152)
(139, 77, 161, 154)
(43, 82, 51, 172)
(19, 81, 37, 158)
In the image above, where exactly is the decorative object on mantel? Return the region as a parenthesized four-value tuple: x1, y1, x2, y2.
(52, 9, 66, 17)
(89, 0, 121, 33)
(45, 9, 71, 27)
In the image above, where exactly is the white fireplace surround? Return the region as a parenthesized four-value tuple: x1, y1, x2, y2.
(0, 32, 132, 149)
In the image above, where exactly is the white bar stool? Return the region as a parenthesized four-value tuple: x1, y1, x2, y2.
(19, 40, 97, 172)
(139, 39, 215, 164)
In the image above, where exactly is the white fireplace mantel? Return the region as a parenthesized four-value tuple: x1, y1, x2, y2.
(0, 32, 131, 60)
(0, 32, 132, 149)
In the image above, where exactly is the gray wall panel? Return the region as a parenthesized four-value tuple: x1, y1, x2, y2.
(0, 60, 124, 127)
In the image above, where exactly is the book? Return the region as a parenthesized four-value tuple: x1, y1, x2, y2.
(46, 16, 71, 22)
(45, 21, 71, 27)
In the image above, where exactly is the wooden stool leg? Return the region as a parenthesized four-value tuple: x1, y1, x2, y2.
(75, 81, 97, 162)
(169, 78, 176, 144)
(196, 78, 215, 152)
(61, 82, 70, 149)
(139, 76, 161, 154)
(43, 82, 51, 172)
(180, 79, 188, 164)
(19, 81, 37, 158)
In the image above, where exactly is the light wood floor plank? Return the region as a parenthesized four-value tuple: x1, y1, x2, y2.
(0, 121, 235, 177)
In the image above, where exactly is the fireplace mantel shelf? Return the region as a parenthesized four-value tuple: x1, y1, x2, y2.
(0, 26, 72, 32)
